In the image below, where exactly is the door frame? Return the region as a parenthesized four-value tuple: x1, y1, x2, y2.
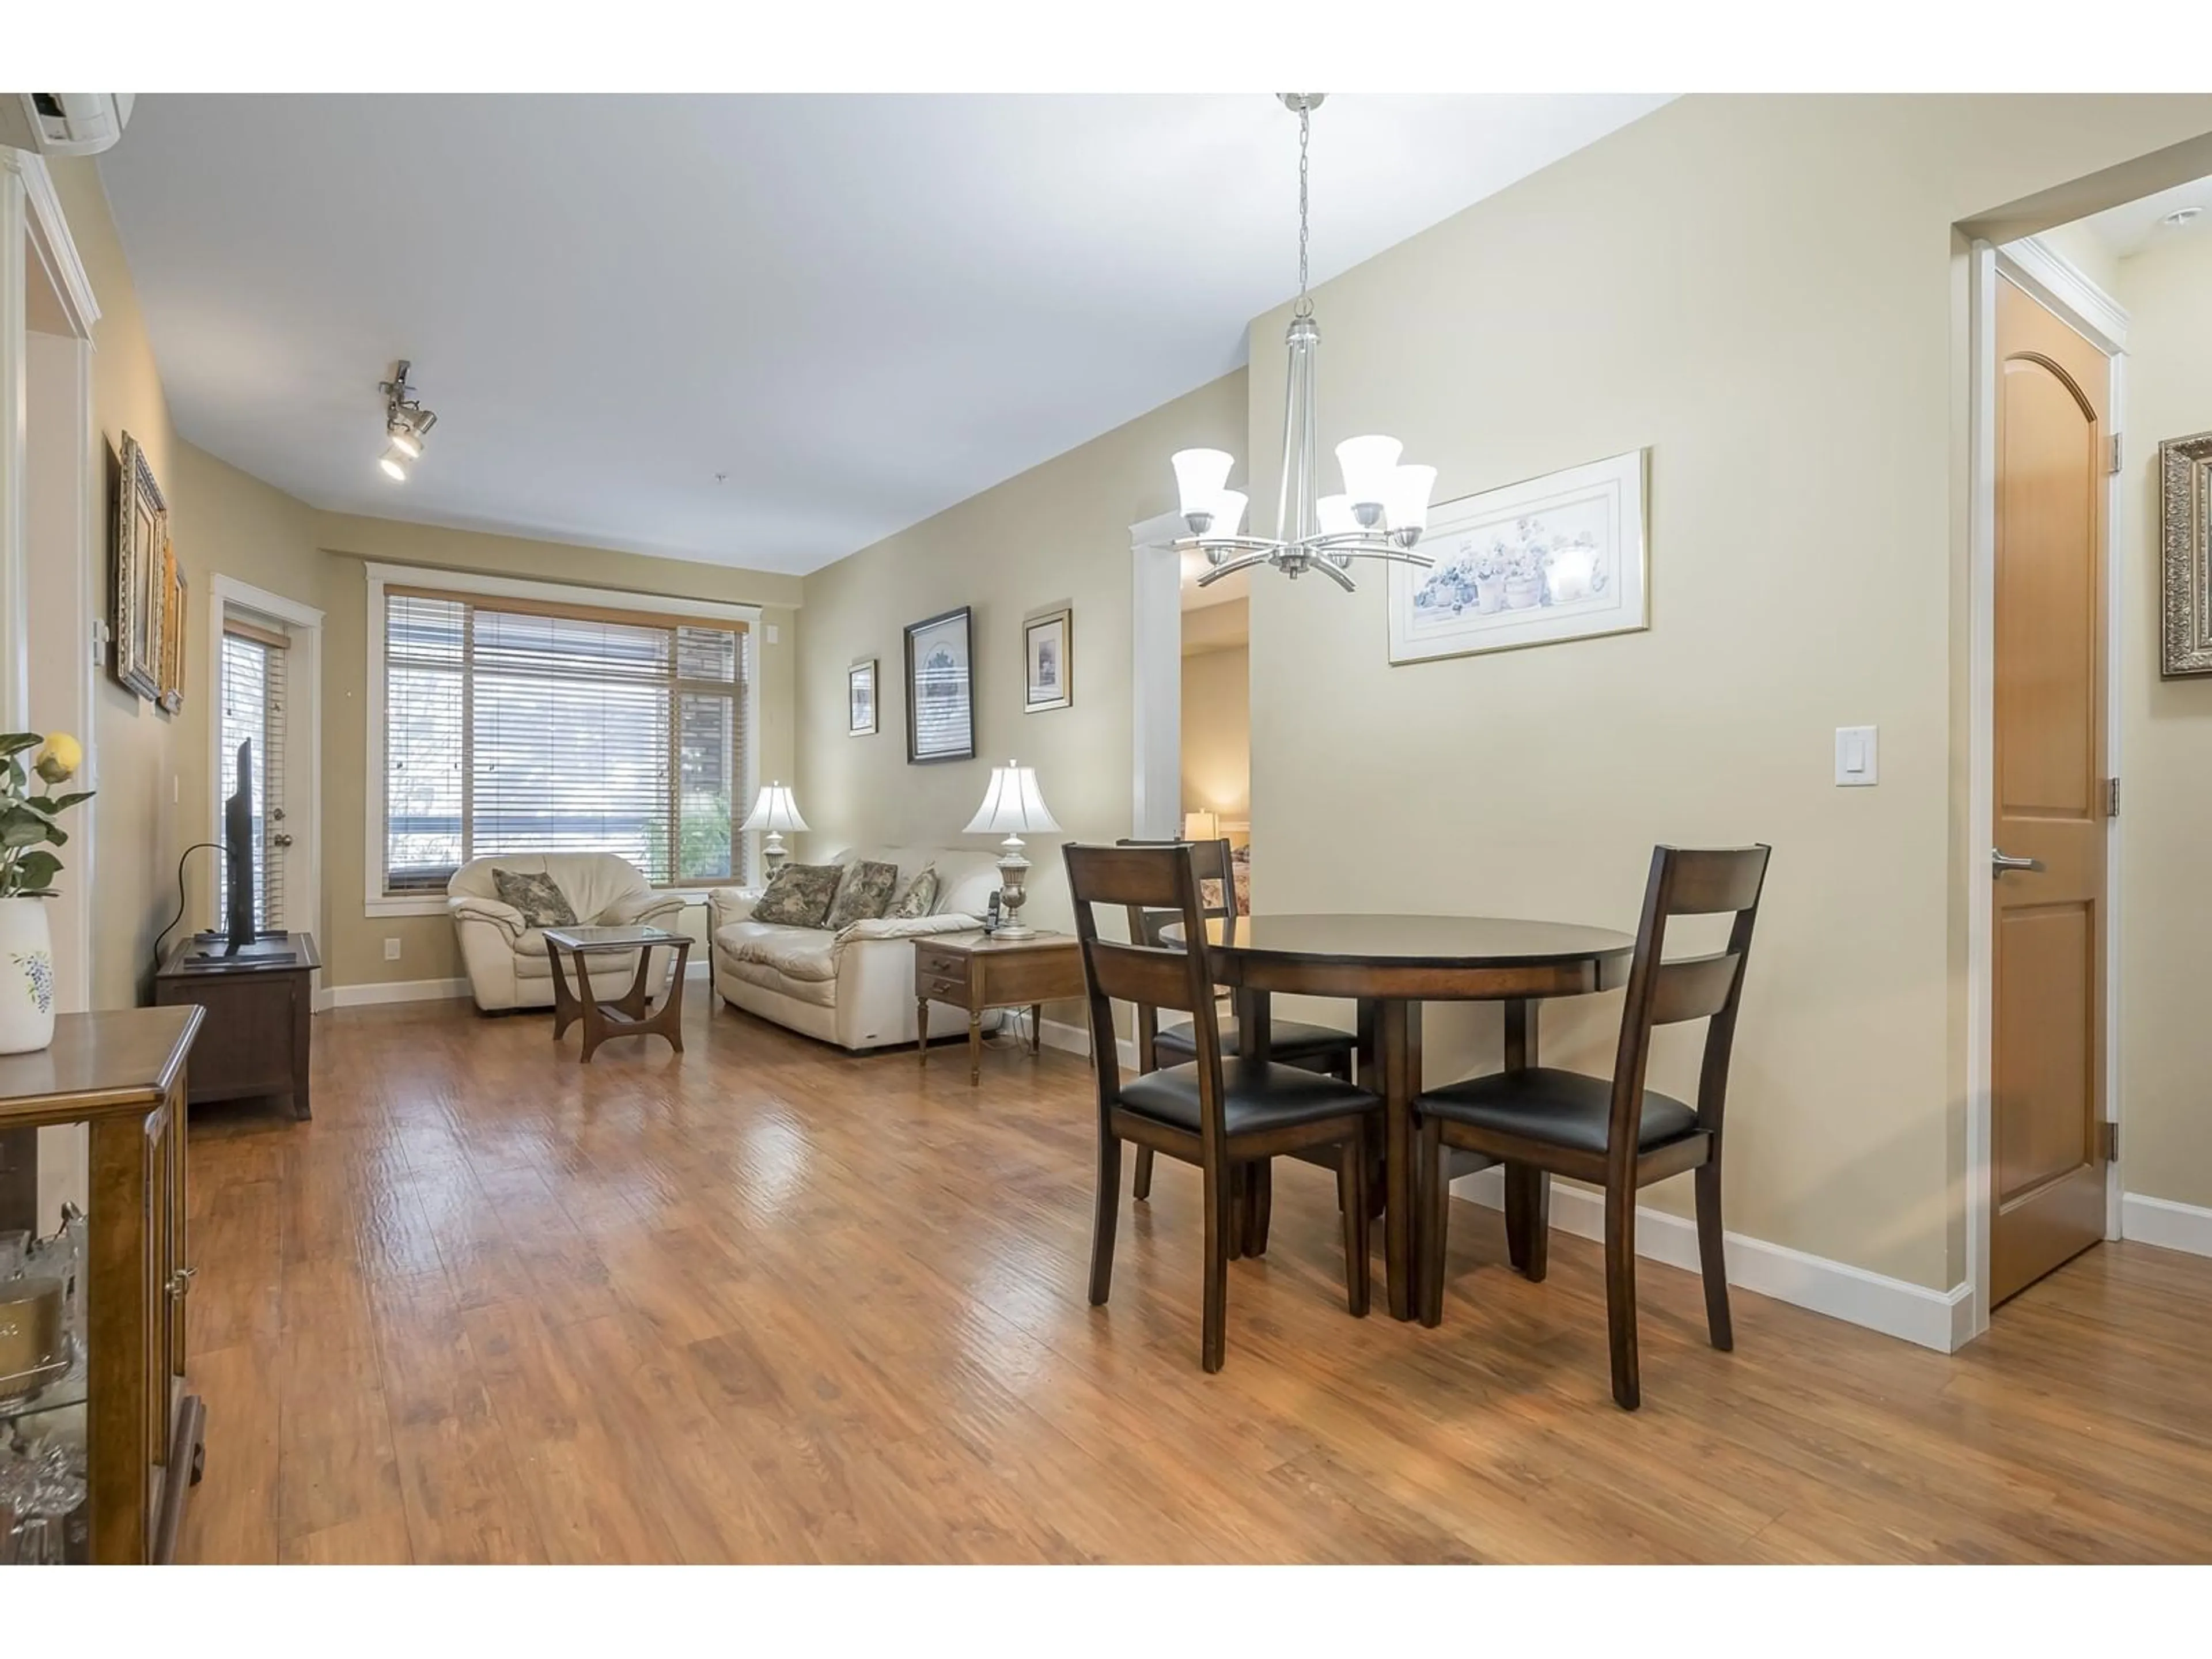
(206, 575, 324, 967)
(1964, 234, 2127, 1342)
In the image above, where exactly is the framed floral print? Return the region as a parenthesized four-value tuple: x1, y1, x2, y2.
(848, 657, 878, 736)
(1387, 449, 1649, 665)
(1023, 606, 1071, 713)
(904, 605, 975, 764)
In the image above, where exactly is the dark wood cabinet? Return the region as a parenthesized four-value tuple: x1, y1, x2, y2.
(0, 1007, 205, 1563)
(153, 933, 318, 1119)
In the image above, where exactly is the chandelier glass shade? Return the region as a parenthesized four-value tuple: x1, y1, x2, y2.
(1171, 94, 1437, 593)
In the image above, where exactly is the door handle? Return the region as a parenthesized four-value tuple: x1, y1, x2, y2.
(1991, 848, 2044, 877)
(270, 832, 295, 849)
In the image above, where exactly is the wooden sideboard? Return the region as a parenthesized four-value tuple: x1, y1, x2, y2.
(153, 931, 318, 1119)
(0, 1006, 206, 1563)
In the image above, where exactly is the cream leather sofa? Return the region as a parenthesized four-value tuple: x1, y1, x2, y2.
(448, 851, 687, 1013)
(707, 844, 1004, 1051)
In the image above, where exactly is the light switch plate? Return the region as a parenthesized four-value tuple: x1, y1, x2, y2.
(1835, 725, 1878, 786)
(764, 623, 780, 645)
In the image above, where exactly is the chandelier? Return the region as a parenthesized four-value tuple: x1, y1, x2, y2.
(1172, 94, 1437, 593)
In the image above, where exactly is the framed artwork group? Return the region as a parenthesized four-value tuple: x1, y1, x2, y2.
(862, 601, 1076, 764)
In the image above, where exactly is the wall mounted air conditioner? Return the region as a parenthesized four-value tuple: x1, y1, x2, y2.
(0, 93, 135, 157)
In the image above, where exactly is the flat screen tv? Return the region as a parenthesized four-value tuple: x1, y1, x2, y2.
(225, 737, 255, 955)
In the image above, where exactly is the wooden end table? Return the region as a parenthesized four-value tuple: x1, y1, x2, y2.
(913, 930, 1086, 1085)
(543, 924, 693, 1062)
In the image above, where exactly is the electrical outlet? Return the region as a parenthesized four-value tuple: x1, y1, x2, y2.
(383, 938, 402, 961)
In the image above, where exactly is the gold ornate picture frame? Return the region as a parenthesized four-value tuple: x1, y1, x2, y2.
(112, 432, 167, 700)
(2161, 430, 2212, 677)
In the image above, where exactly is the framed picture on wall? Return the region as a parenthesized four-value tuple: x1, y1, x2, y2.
(904, 605, 975, 764)
(2161, 430, 2212, 676)
(1386, 448, 1649, 665)
(1023, 605, 1071, 713)
(157, 538, 187, 714)
(848, 657, 878, 735)
(112, 432, 168, 700)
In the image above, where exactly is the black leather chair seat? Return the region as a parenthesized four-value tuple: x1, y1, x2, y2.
(1414, 1067, 1701, 1155)
(1119, 1061, 1378, 1138)
(1154, 1016, 1354, 1062)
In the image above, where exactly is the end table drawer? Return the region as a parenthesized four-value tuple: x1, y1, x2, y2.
(917, 964, 971, 1005)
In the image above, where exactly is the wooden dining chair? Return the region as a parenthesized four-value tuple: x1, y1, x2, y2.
(1115, 836, 1359, 1205)
(1064, 841, 1376, 1372)
(1411, 844, 1771, 1410)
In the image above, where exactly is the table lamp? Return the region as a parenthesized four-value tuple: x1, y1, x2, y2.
(1181, 809, 1220, 842)
(964, 759, 1061, 939)
(741, 781, 810, 877)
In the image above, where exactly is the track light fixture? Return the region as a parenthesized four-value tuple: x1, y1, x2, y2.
(377, 360, 437, 482)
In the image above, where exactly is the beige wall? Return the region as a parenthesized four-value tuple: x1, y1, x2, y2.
(2115, 226, 2212, 1211)
(1241, 95, 2212, 1293)
(46, 157, 191, 1007)
(1180, 644, 1249, 825)
(794, 368, 1248, 935)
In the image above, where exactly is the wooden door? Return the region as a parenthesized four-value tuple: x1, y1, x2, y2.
(1991, 275, 2111, 1306)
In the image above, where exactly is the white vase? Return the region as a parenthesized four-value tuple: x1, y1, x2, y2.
(0, 896, 57, 1054)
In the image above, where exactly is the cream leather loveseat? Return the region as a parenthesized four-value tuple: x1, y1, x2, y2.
(448, 851, 687, 1013)
(707, 844, 1004, 1051)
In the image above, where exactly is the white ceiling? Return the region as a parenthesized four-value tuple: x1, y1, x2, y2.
(99, 94, 1669, 575)
(2074, 173, 2212, 259)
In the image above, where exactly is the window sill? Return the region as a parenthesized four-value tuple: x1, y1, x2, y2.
(366, 895, 448, 918)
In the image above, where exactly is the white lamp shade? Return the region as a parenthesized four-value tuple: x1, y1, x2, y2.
(1316, 493, 1357, 536)
(1182, 809, 1221, 841)
(1209, 490, 1248, 539)
(741, 781, 810, 834)
(1381, 464, 1437, 533)
(1335, 434, 1404, 509)
(1171, 449, 1235, 517)
(964, 760, 1062, 835)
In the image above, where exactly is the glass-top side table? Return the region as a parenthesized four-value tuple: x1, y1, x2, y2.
(541, 925, 693, 1062)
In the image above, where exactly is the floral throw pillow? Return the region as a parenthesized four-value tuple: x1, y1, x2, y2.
(827, 860, 900, 929)
(888, 866, 940, 919)
(753, 862, 843, 929)
(493, 869, 579, 930)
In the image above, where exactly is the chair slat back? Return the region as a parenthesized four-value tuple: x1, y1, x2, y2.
(1063, 844, 1228, 1131)
(1607, 844, 1771, 1162)
(1117, 837, 1236, 948)
(1646, 952, 1743, 1027)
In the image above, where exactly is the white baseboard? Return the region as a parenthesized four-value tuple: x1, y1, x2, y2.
(1450, 1166, 1971, 1354)
(1037, 1016, 1138, 1071)
(2122, 1191, 2212, 1259)
(322, 976, 471, 1009)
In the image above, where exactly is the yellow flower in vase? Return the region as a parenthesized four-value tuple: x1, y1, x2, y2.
(34, 733, 82, 785)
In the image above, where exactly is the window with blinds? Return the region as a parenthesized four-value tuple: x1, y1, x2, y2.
(219, 620, 288, 930)
(381, 588, 747, 893)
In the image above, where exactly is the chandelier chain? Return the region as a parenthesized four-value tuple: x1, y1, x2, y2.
(1294, 103, 1312, 317)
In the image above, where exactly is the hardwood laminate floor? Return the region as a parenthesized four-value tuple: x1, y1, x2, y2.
(177, 988, 2212, 1564)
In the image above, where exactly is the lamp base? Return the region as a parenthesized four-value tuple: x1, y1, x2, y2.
(994, 840, 1036, 939)
(762, 831, 788, 878)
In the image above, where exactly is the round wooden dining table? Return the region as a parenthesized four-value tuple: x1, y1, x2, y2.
(1161, 913, 1636, 1321)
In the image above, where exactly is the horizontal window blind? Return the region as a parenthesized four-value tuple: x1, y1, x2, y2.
(220, 623, 287, 930)
(381, 587, 747, 894)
